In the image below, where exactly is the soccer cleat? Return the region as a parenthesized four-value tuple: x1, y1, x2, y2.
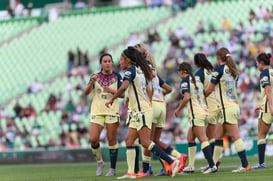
(170, 159, 180, 177)
(203, 165, 217, 174)
(149, 166, 153, 174)
(183, 166, 195, 173)
(105, 168, 116, 176)
(96, 162, 105, 176)
(252, 163, 266, 169)
(117, 173, 136, 179)
(154, 168, 167, 176)
(163, 160, 172, 175)
(136, 170, 150, 178)
(178, 154, 188, 173)
(201, 160, 221, 172)
(232, 165, 251, 172)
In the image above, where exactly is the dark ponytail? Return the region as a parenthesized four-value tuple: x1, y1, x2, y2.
(123, 46, 153, 81)
(178, 62, 197, 89)
(194, 53, 213, 71)
(256, 52, 271, 65)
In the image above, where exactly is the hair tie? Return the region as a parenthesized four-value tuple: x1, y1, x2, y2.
(183, 70, 188, 74)
(226, 53, 231, 57)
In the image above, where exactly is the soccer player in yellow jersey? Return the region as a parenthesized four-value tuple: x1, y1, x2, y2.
(84, 53, 124, 176)
(194, 53, 222, 172)
(175, 62, 217, 174)
(205, 47, 250, 172)
(106, 47, 180, 179)
(134, 43, 188, 176)
(252, 53, 273, 169)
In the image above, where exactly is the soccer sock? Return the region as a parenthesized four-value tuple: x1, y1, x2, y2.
(148, 142, 173, 165)
(91, 144, 103, 163)
(213, 140, 223, 164)
(201, 141, 214, 168)
(127, 146, 136, 174)
(188, 142, 197, 167)
(142, 155, 151, 173)
(109, 144, 118, 169)
(134, 145, 140, 173)
(165, 146, 180, 159)
(234, 139, 248, 167)
(209, 138, 215, 155)
(258, 139, 266, 164)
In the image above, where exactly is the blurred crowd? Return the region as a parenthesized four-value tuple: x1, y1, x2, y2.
(1, 3, 273, 151)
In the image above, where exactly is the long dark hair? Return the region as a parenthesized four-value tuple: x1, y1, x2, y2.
(122, 46, 153, 81)
(194, 53, 213, 71)
(178, 62, 197, 89)
(256, 53, 271, 65)
(216, 47, 239, 79)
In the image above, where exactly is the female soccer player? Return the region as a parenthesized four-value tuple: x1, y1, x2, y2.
(174, 62, 217, 174)
(252, 53, 273, 169)
(205, 47, 250, 172)
(134, 43, 187, 176)
(194, 53, 222, 172)
(106, 46, 180, 179)
(84, 53, 123, 176)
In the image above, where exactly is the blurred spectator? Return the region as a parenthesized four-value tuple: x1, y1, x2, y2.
(44, 93, 57, 111)
(195, 20, 205, 34)
(66, 99, 75, 113)
(74, 0, 87, 9)
(13, 102, 23, 118)
(29, 79, 43, 94)
(0, 107, 8, 119)
(99, 47, 107, 57)
(67, 50, 75, 72)
(255, 5, 266, 20)
(6, 6, 14, 18)
(127, 32, 139, 46)
(221, 16, 231, 31)
(175, 26, 186, 39)
(21, 104, 37, 118)
(249, 8, 256, 21)
(5, 123, 17, 149)
(14, 1, 24, 17)
(27, 1, 33, 16)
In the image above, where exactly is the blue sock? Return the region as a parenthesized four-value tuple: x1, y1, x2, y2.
(151, 144, 173, 165)
(258, 144, 266, 164)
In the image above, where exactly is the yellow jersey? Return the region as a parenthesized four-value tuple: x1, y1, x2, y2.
(259, 68, 273, 113)
(211, 64, 239, 110)
(90, 72, 122, 116)
(123, 66, 152, 113)
(195, 68, 220, 112)
(180, 75, 208, 121)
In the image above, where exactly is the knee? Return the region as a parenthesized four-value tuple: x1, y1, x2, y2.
(90, 136, 99, 146)
(108, 138, 117, 146)
(229, 135, 240, 142)
(141, 140, 151, 149)
(125, 136, 134, 146)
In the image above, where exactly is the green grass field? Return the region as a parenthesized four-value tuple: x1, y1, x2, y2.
(1, 156, 272, 181)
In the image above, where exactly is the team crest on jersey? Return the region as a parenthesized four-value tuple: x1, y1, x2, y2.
(225, 68, 230, 74)
(181, 82, 188, 88)
(206, 71, 211, 75)
(137, 69, 143, 74)
(195, 76, 200, 82)
(212, 72, 219, 77)
(261, 76, 269, 82)
(124, 71, 131, 76)
(97, 88, 102, 94)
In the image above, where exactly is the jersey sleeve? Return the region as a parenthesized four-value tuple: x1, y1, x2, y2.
(123, 66, 136, 83)
(211, 65, 224, 84)
(260, 70, 270, 88)
(158, 75, 165, 87)
(181, 76, 190, 95)
(195, 68, 205, 84)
